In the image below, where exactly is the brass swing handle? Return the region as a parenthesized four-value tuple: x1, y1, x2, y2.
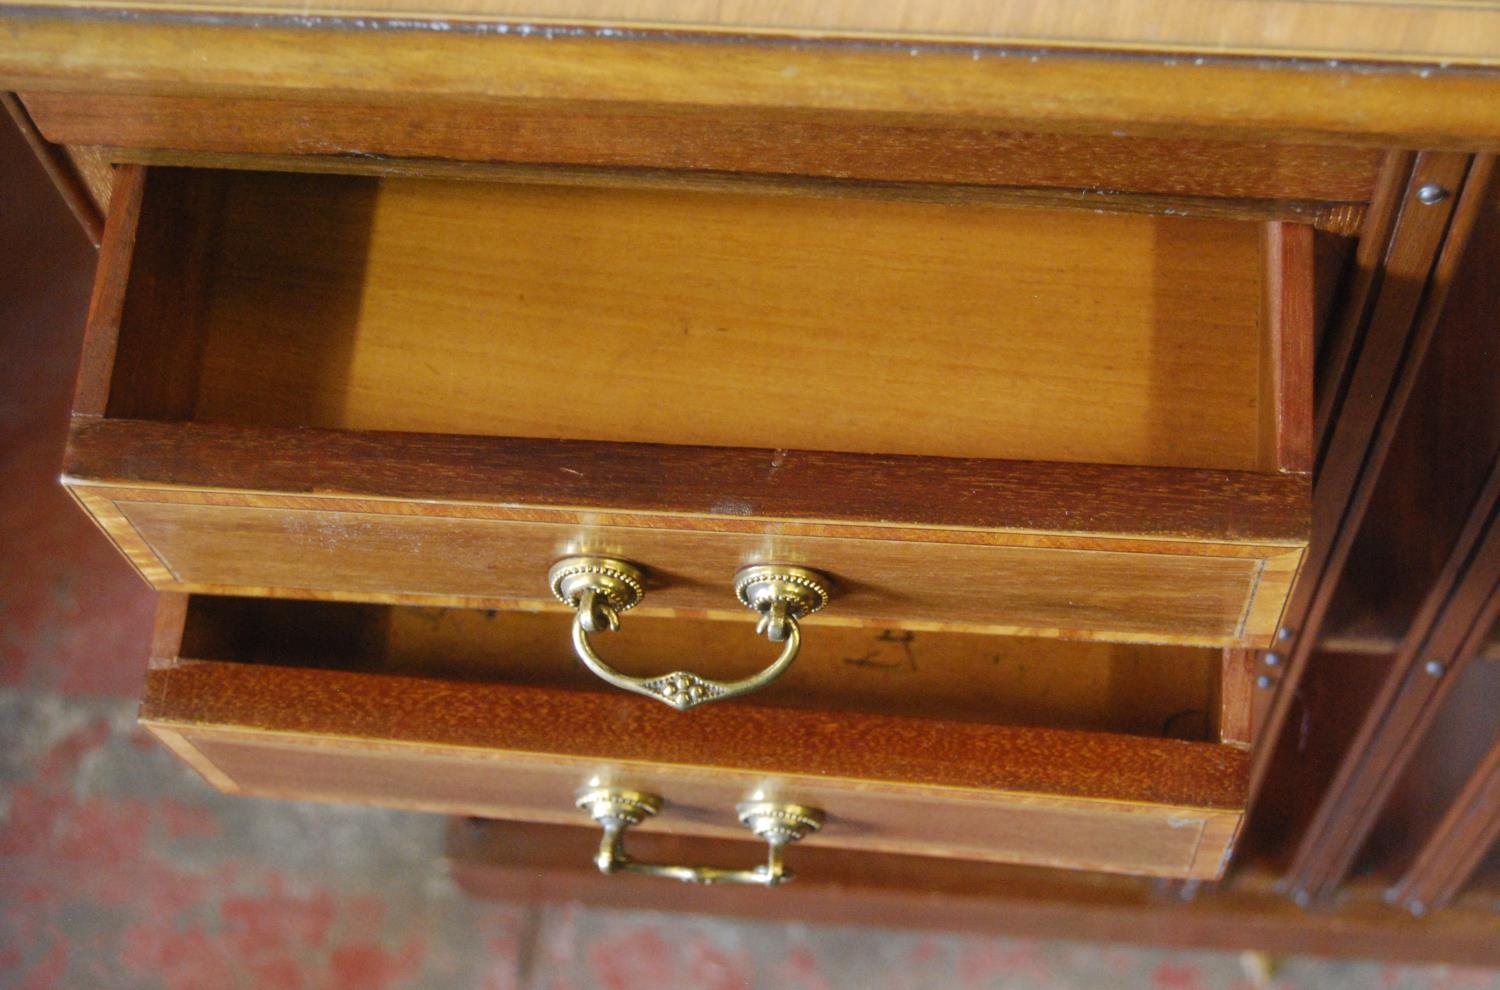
(576, 787, 824, 887)
(548, 557, 834, 711)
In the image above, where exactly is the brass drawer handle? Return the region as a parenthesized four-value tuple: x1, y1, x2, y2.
(548, 556, 833, 711)
(576, 787, 824, 886)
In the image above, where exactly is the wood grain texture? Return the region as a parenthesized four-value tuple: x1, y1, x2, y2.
(64, 410, 1308, 645)
(1364, 655, 1500, 903)
(447, 820, 1500, 966)
(141, 652, 1248, 877)
(143, 724, 241, 793)
(20, 92, 1382, 212)
(101, 493, 1295, 646)
(66, 420, 1312, 545)
(103, 168, 224, 421)
(63, 485, 174, 586)
(147, 589, 188, 662)
(4, 16, 1500, 150)
(172, 729, 1239, 876)
(1217, 648, 1257, 748)
(177, 595, 1228, 739)
(102, 145, 1370, 235)
(168, 169, 1276, 471)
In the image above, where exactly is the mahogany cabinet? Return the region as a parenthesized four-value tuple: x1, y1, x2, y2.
(47, 148, 1316, 879)
(5, 0, 1496, 938)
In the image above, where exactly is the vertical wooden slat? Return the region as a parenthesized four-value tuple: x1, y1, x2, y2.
(1387, 732, 1500, 915)
(1249, 154, 1492, 805)
(1, 91, 104, 247)
(70, 164, 147, 417)
(1261, 221, 1315, 475)
(1312, 151, 1414, 446)
(1284, 452, 1500, 901)
(1218, 648, 1257, 748)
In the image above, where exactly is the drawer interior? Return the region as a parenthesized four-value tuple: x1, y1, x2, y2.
(176, 595, 1236, 743)
(103, 167, 1289, 473)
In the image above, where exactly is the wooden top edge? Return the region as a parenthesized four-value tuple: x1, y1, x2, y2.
(4, 10, 1500, 149)
(141, 659, 1252, 809)
(65, 418, 1312, 545)
(5, 0, 1500, 66)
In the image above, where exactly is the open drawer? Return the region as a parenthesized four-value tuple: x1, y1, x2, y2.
(69, 166, 1311, 648)
(142, 593, 1258, 879)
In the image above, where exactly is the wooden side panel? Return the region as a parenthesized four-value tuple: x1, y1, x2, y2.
(71, 165, 223, 421)
(104, 168, 224, 421)
(1379, 654, 1500, 913)
(1321, 170, 1500, 652)
(1217, 648, 1257, 748)
(141, 658, 1248, 878)
(98, 492, 1295, 646)
(1260, 222, 1315, 474)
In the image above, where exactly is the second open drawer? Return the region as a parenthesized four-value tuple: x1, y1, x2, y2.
(143, 594, 1259, 880)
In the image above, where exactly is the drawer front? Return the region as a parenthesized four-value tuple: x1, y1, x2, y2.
(160, 721, 1236, 879)
(144, 595, 1249, 880)
(75, 480, 1301, 647)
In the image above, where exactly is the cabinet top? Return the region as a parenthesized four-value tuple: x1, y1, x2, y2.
(4, 1, 1500, 150)
(4, 0, 1500, 65)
